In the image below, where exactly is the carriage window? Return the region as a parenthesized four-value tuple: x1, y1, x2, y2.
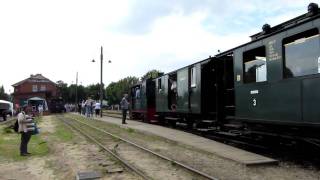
(135, 88, 141, 99)
(158, 79, 162, 90)
(283, 28, 320, 78)
(243, 46, 267, 83)
(190, 67, 196, 87)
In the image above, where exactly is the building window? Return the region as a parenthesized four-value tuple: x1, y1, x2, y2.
(243, 46, 267, 83)
(190, 67, 196, 87)
(283, 28, 320, 78)
(32, 85, 38, 92)
(40, 85, 46, 91)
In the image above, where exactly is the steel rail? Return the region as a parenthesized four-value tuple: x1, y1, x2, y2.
(68, 115, 219, 180)
(0, 117, 15, 125)
(57, 116, 150, 180)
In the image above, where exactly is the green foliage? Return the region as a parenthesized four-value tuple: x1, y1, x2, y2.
(141, 69, 163, 81)
(56, 81, 105, 103)
(0, 85, 10, 101)
(106, 76, 139, 105)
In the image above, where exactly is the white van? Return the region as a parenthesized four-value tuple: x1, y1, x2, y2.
(0, 100, 14, 119)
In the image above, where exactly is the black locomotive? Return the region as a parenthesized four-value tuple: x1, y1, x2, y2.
(130, 3, 320, 147)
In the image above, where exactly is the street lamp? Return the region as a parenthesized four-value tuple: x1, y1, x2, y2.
(92, 46, 111, 117)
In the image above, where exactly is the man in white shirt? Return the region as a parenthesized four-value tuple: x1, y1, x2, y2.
(94, 102, 101, 117)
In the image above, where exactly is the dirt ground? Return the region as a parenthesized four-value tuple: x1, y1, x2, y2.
(0, 116, 140, 180)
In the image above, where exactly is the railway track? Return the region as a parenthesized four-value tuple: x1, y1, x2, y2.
(101, 112, 320, 169)
(0, 117, 15, 125)
(57, 115, 219, 180)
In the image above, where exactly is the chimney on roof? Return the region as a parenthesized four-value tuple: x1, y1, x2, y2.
(308, 3, 319, 16)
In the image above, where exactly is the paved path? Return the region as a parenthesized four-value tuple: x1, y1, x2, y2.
(92, 115, 277, 166)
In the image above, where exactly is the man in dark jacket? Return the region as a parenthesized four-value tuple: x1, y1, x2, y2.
(120, 94, 129, 124)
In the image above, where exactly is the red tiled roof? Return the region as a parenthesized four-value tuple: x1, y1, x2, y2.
(12, 74, 56, 87)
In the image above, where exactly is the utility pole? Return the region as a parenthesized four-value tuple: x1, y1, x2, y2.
(100, 46, 103, 117)
(75, 72, 78, 111)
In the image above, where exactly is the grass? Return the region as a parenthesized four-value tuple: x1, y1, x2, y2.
(126, 128, 135, 133)
(0, 123, 49, 161)
(0, 115, 74, 162)
(52, 120, 74, 142)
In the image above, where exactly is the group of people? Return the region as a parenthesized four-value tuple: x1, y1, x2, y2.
(78, 97, 101, 118)
(64, 104, 76, 112)
(78, 94, 129, 124)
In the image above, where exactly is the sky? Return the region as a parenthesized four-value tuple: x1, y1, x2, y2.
(0, 0, 316, 93)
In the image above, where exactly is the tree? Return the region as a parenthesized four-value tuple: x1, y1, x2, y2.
(141, 69, 164, 81)
(56, 81, 69, 101)
(86, 83, 104, 100)
(0, 85, 10, 101)
(56, 81, 107, 103)
(106, 76, 139, 105)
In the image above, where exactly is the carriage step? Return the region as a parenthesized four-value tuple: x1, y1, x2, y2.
(216, 131, 240, 137)
(196, 128, 216, 132)
(202, 120, 215, 123)
(225, 105, 235, 108)
(225, 116, 235, 120)
(176, 122, 188, 126)
(165, 117, 179, 121)
(223, 123, 243, 129)
(149, 119, 158, 123)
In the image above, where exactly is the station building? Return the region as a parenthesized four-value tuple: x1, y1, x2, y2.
(12, 74, 59, 113)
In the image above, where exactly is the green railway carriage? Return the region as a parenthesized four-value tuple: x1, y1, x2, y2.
(134, 3, 320, 144)
(213, 3, 320, 139)
(154, 59, 220, 127)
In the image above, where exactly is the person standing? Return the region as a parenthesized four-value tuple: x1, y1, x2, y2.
(38, 104, 43, 116)
(120, 94, 129, 124)
(94, 101, 101, 117)
(78, 102, 82, 114)
(18, 106, 34, 156)
(81, 100, 86, 115)
(85, 97, 92, 118)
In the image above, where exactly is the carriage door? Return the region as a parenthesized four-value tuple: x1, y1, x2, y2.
(215, 54, 235, 123)
(189, 64, 201, 114)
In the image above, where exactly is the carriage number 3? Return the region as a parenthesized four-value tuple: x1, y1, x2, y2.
(252, 98, 257, 107)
